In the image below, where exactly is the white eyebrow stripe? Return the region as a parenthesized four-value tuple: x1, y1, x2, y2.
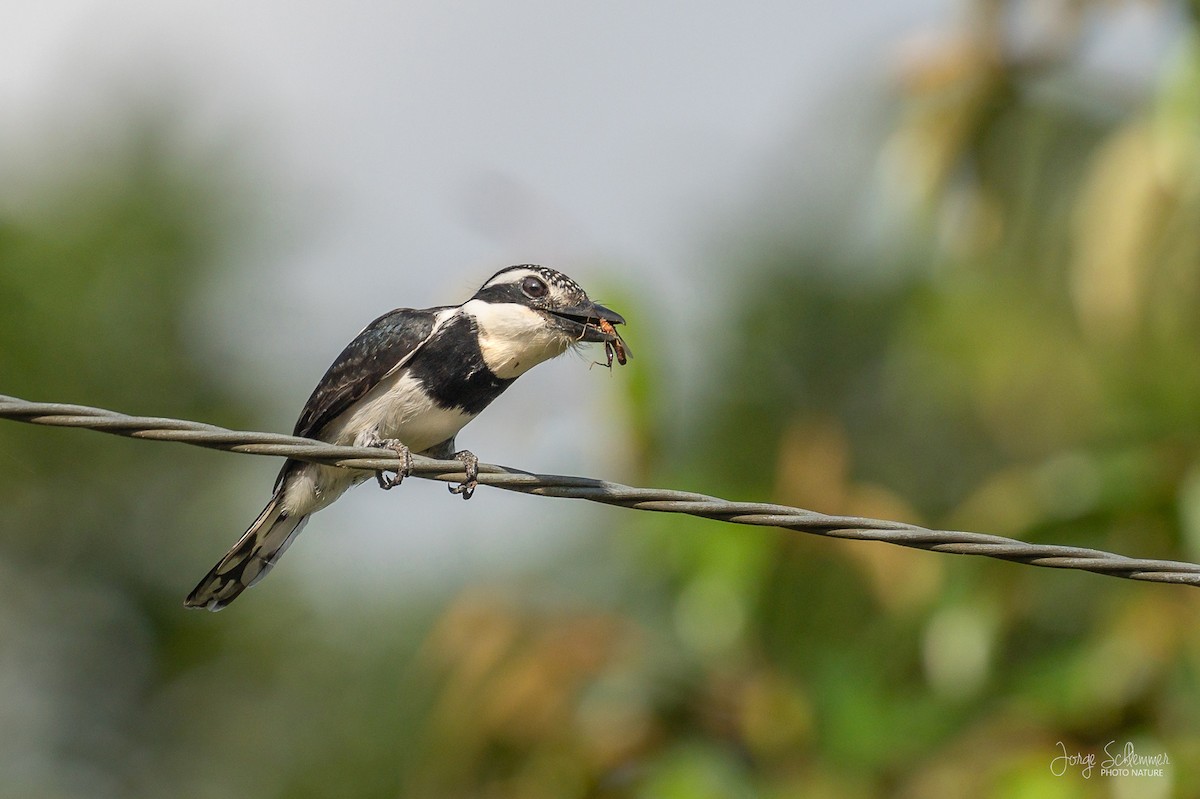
(482, 267, 541, 289)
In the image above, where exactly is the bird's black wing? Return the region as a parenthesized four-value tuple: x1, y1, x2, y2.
(291, 306, 446, 441)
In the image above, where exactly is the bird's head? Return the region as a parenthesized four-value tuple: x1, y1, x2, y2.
(463, 264, 630, 378)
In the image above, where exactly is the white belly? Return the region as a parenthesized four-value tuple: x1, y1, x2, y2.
(324, 371, 474, 452)
(280, 370, 474, 516)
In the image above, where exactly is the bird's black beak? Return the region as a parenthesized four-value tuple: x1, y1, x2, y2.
(549, 301, 627, 344)
(574, 302, 625, 328)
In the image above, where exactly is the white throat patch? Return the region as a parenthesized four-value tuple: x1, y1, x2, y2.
(461, 298, 571, 379)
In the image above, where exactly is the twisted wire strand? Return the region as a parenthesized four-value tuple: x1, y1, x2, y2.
(3, 394, 1199, 587)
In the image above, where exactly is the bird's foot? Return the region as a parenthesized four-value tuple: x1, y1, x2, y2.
(448, 450, 479, 500)
(367, 436, 412, 490)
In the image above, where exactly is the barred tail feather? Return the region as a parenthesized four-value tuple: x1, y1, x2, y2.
(184, 494, 309, 611)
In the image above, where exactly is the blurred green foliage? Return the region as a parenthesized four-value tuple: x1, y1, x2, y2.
(3, 3, 1200, 798)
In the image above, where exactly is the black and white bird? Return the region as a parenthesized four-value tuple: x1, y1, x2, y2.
(185, 265, 629, 611)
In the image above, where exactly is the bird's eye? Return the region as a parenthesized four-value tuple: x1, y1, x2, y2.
(521, 276, 548, 299)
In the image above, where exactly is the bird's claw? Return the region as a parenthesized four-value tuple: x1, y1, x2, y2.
(448, 450, 479, 500)
(369, 438, 412, 490)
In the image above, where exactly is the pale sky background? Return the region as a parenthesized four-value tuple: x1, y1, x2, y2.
(1, 0, 1175, 606)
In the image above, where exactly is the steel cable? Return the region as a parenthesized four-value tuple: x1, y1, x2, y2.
(2, 394, 1198, 587)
